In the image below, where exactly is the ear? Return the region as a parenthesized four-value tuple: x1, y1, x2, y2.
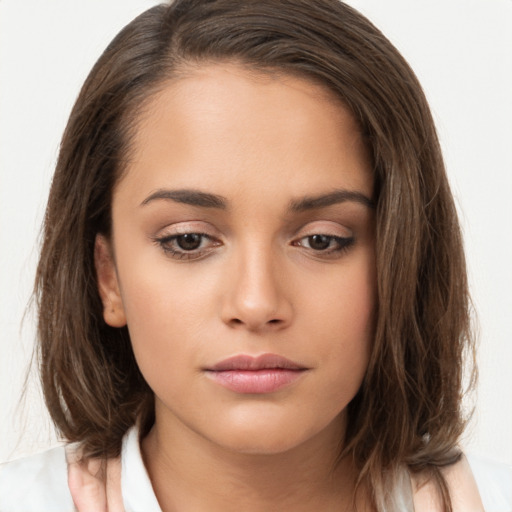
(94, 234, 127, 328)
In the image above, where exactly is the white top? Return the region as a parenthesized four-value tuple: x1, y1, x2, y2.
(0, 427, 511, 511)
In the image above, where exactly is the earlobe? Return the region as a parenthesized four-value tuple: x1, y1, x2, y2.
(94, 234, 127, 328)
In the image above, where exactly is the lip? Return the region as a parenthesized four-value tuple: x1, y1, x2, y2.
(204, 354, 308, 394)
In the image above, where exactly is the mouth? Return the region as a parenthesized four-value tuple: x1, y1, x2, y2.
(204, 353, 308, 394)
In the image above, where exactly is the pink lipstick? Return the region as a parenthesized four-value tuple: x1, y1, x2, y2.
(205, 354, 308, 394)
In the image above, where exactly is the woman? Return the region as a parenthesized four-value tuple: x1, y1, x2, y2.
(0, 1, 510, 510)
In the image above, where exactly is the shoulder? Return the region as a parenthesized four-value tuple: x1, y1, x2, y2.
(467, 453, 512, 512)
(412, 453, 512, 512)
(0, 427, 160, 512)
(0, 445, 75, 512)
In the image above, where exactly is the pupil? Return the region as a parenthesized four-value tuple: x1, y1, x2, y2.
(309, 235, 330, 250)
(177, 234, 202, 250)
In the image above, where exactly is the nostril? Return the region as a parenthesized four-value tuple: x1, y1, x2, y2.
(229, 317, 282, 328)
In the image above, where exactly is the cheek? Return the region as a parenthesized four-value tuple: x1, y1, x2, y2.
(307, 250, 376, 332)
(305, 256, 376, 388)
(114, 263, 203, 379)
(115, 236, 210, 332)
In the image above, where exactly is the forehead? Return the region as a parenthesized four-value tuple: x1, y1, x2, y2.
(116, 63, 373, 206)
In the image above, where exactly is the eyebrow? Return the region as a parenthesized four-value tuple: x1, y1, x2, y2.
(289, 189, 375, 211)
(140, 187, 374, 211)
(140, 189, 228, 209)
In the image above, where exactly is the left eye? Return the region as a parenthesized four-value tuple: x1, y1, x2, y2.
(294, 234, 354, 253)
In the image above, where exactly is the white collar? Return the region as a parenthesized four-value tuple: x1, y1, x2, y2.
(121, 426, 162, 511)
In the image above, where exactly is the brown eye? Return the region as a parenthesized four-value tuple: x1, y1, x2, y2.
(292, 233, 355, 258)
(307, 235, 331, 250)
(176, 233, 203, 250)
(155, 231, 221, 261)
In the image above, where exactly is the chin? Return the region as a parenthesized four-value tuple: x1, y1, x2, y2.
(209, 414, 335, 457)
(218, 431, 307, 456)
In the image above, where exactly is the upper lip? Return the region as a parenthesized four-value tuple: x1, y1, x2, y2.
(207, 353, 307, 371)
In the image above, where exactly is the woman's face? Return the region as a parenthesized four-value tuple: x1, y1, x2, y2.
(97, 64, 376, 455)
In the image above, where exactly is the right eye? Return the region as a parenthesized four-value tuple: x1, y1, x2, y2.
(174, 233, 204, 251)
(154, 232, 220, 260)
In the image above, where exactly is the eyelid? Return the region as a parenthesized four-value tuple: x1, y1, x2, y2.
(289, 220, 356, 259)
(154, 220, 220, 238)
(292, 220, 353, 239)
(153, 232, 221, 261)
(150, 221, 224, 261)
(291, 233, 355, 258)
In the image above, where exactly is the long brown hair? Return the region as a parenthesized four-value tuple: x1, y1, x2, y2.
(35, 1, 475, 509)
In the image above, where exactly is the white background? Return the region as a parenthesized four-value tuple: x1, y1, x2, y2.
(1, 0, 511, 466)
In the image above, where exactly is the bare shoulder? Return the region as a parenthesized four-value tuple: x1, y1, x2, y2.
(0, 445, 75, 512)
(412, 454, 512, 512)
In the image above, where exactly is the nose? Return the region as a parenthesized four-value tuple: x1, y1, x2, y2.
(220, 243, 293, 332)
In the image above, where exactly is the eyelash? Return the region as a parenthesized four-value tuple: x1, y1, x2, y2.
(153, 232, 355, 261)
(153, 233, 219, 261)
(292, 234, 355, 257)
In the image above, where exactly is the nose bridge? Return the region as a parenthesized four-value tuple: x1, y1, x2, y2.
(222, 237, 291, 331)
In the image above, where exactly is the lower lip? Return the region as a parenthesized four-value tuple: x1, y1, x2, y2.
(205, 369, 306, 394)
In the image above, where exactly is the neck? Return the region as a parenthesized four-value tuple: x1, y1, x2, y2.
(141, 407, 367, 512)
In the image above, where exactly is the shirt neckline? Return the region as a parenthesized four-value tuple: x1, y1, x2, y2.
(121, 426, 162, 511)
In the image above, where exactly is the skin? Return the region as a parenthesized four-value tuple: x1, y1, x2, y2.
(95, 64, 377, 511)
